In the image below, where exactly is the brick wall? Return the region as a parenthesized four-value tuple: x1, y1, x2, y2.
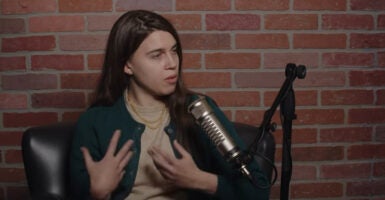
(1, 0, 385, 199)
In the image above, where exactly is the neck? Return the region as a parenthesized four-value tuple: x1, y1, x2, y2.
(126, 87, 165, 107)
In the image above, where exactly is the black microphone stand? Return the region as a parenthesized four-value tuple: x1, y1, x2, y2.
(248, 63, 306, 199)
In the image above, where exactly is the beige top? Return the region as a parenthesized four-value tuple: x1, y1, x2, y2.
(124, 95, 187, 200)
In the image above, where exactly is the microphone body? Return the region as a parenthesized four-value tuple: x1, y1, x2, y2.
(188, 97, 252, 179)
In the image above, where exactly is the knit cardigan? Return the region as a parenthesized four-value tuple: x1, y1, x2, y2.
(69, 95, 270, 200)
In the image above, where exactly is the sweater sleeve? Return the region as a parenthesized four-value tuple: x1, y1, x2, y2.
(204, 96, 271, 200)
(69, 110, 102, 200)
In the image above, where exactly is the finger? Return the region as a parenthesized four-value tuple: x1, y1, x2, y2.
(118, 150, 134, 171)
(118, 170, 126, 181)
(115, 139, 134, 161)
(80, 147, 94, 168)
(172, 140, 190, 158)
(148, 147, 175, 172)
(106, 130, 121, 156)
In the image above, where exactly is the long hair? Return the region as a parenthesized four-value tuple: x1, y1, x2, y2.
(91, 10, 199, 153)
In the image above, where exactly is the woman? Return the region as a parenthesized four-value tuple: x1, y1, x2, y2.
(70, 10, 269, 200)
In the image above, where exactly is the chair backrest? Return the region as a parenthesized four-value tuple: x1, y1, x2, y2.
(22, 122, 75, 200)
(22, 122, 275, 200)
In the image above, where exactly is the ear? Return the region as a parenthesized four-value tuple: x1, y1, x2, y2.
(124, 63, 133, 75)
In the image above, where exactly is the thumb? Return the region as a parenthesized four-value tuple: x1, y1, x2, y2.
(80, 147, 94, 168)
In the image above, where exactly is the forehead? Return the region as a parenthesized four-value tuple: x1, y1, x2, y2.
(138, 30, 177, 52)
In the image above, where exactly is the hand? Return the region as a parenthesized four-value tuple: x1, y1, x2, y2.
(81, 130, 134, 200)
(147, 140, 218, 194)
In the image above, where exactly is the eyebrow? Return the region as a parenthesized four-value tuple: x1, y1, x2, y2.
(146, 44, 178, 55)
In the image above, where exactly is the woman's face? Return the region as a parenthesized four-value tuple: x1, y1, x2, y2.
(125, 30, 179, 97)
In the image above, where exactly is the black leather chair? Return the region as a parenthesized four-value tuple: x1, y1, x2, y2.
(22, 122, 275, 200)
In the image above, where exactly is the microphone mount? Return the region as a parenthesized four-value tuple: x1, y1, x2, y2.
(247, 63, 306, 199)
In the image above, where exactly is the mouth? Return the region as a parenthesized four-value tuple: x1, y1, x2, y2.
(165, 74, 178, 84)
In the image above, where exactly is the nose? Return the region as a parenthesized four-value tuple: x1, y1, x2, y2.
(165, 52, 178, 69)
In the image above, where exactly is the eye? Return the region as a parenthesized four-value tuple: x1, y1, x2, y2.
(171, 47, 178, 54)
(150, 52, 162, 59)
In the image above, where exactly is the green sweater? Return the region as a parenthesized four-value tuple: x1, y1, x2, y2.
(70, 95, 269, 200)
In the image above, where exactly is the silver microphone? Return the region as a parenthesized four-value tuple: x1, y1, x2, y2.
(188, 97, 251, 179)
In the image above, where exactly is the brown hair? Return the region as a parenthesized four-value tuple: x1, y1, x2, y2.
(91, 10, 198, 153)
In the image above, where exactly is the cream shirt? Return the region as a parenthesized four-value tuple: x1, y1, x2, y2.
(125, 96, 186, 200)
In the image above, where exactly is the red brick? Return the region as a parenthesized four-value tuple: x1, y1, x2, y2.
(265, 14, 318, 30)
(180, 33, 231, 50)
(61, 73, 100, 89)
(296, 71, 346, 87)
(0, 168, 25, 182)
(377, 89, 385, 105)
(379, 51, 385, 67)
(294, 0, 346, 10)
(379, 15, 385, 29)
(235, 0, 289, 10)
(206, 14, 260, 30)
(321, 163, 371, 179)
(235, 72, 285, 88)
(2, 74, 57, 90)
(293, 33, 346, 49)
(234, 110, 265, 125)
(182, 53, 201, 69)
(264, 90, 317, 106)
(59, 0, 112, 12)
(116, 0, 172, 11)
(263, 53, 319, 68)
(291, 182, 343, 198)
(206, 91, 260, 107)
(347, 180, 385, 196)
(176, 0, 231, 11)
(274, 128, 318, 144)
(374, 161, 385, 176)
(206, 53, 260, 69)
(351, 33, 385, 48)
(31, 54, 84, 70)
(322, 14, 374, 30)
(320, 127, 373, 143)
(236, 34, 289, 49)
(0, 93, 28, 109)
(349, 108, 385, 124)
(322, 52, 375, 67)
(29, 15, 84, 32)
(0, 56, 26, 71)
(87, 14, 119, 31)
(376, 126, 385, 142)
(62, 111, 83, 122)
(349, 70, 385, 86)
(183, 72, 231, 88)
(3, 112, 58, 127)
(0, 131, 23, 146)
(1, 0, 56, 14)
(0, 18, 25, 33)
(294, 146, 344, 161)
(348, 144, 385, 159)
(351, 0, 385, 10)
(88, 54, 104, 70)
(321, 90, 374, 105)
(5, 150, 23, 163)
(164, 14, 201, 31)
(32, 92, 86, 108)
(2, 36, 55, 52)
(292, 165, 317, 180)
(59, 34, 108, 51)
(296, 109, 345, 125)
